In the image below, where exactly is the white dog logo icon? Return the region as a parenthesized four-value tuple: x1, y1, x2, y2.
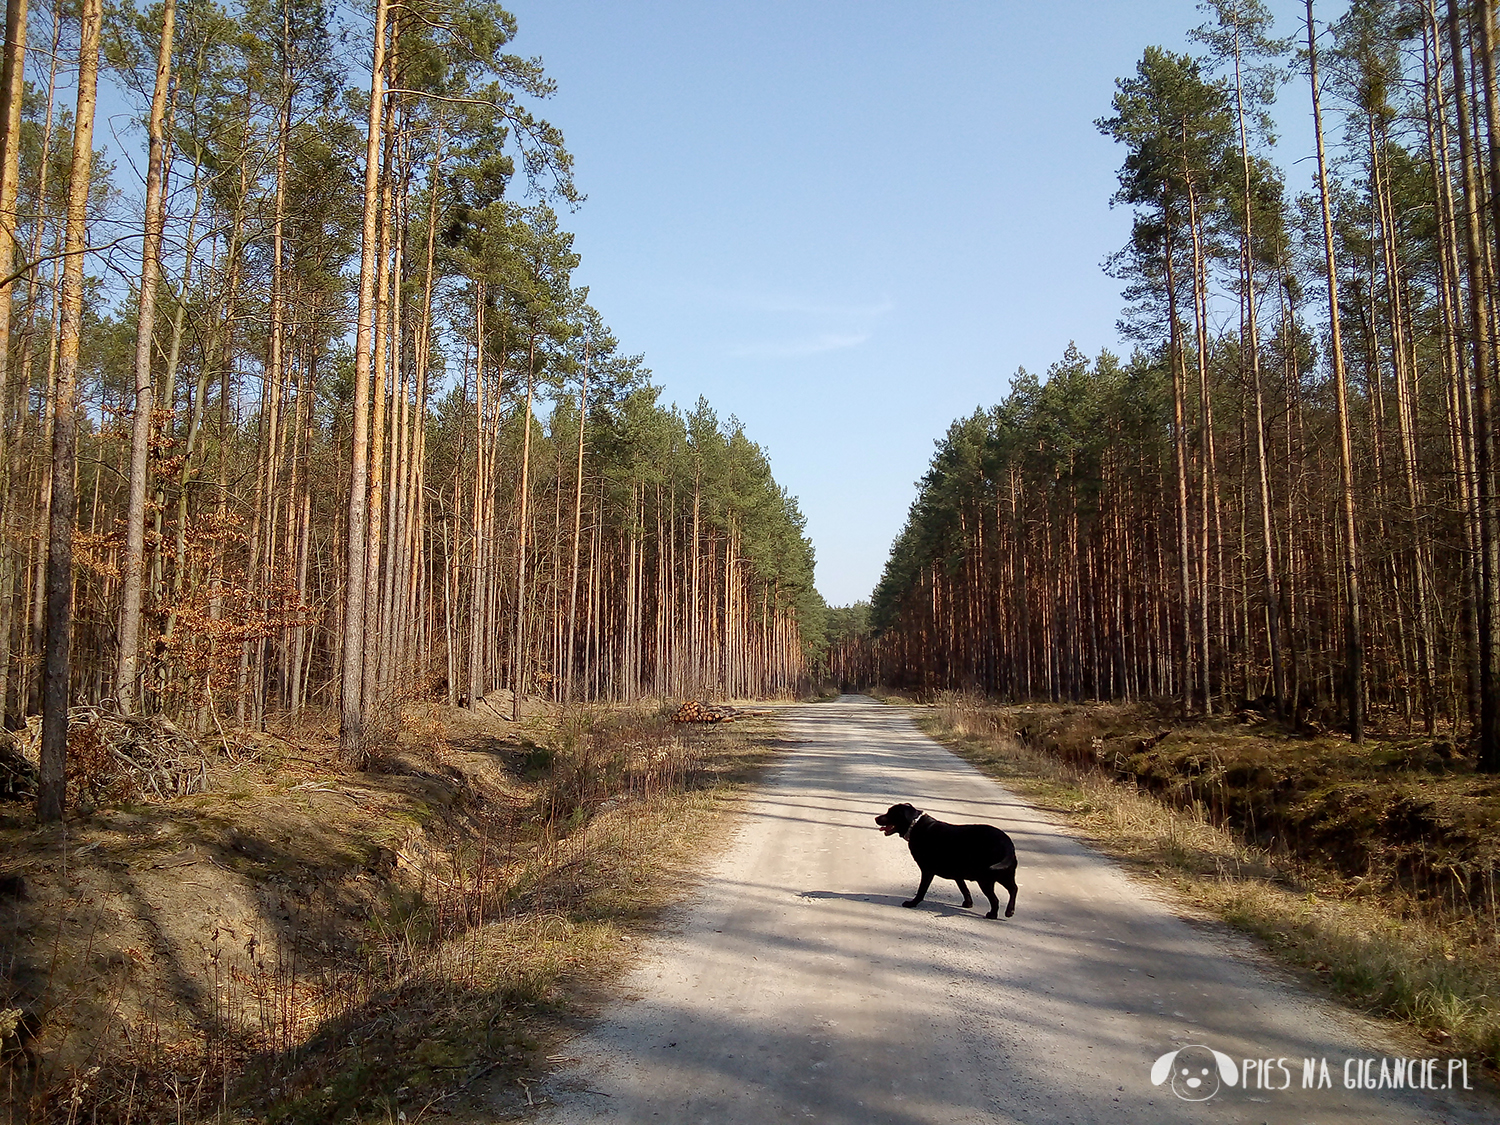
(1151, 1044, 1239, 1101)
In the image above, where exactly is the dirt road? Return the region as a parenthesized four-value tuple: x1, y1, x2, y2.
(528, 697, 1490, 1124)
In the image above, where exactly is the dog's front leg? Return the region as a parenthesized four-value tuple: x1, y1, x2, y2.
(954, 878, 974, 908)
(902, 870, 934, 908)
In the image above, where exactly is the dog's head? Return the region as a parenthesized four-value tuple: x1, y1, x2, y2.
(874, 803, 921, 837)
(1150, 1044, 1238, 1101)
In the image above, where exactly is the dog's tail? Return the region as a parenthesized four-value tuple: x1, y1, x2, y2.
(989, 857, 1016, 872)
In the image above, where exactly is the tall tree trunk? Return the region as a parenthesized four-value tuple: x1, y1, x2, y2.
(1307, 0, 1365, 742)
(339, 0, 389, 764)
(565, 336, 589, 701)
(1186, 172, 1217, 714)
(378, 155, 408, 700)
(0, 0, 28, 726)
(466, 288, 486, 707)
(39, 0, 103, 821)
(1451, 0, 1500, 769)
(198, 147, 248, 731)
(160, 157, 207, 651)
(399, 130, 441, 694)
(1369, 113, 1436, 731)
(115, 0, 176, 715)
(362, 71, 398, 717)
(512, 334, 538, 721)
(1163, 224, 1195, 717)
(1468, 0, 1500, 761)
(1231, 24, 1284, 714)
(1424, 0, 1481, 731)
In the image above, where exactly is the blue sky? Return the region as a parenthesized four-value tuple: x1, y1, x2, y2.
(496, 0, 1342, 607)
(81, 1, 1341, 607)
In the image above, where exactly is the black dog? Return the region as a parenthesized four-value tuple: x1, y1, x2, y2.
(874, 802, 1018, 919)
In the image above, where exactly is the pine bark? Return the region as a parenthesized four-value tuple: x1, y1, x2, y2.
(1447, 0, 1499, 768)
(1308, 0, 1365, 743)
(39, 0, 103, 821)
(0, 0, 28, 726)
(339, 0, 390, 764)
(115, 0, 176, 715)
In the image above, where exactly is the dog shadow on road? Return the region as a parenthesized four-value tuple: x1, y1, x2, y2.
(796, 890, 974, 917)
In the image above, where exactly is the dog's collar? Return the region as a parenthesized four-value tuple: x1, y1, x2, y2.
(902, 811, 927, 840)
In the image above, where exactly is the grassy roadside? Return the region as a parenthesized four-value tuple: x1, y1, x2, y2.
(1, 701, 797, 1125)
(903, 693, 1500, 1071)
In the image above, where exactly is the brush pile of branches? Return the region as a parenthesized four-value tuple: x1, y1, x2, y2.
(0, 732, 35, 799)
(18, 707, 218, 803)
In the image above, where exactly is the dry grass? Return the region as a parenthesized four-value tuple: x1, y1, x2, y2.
(1, 703, 791, 1125)
(917, 693, 1500, 1070)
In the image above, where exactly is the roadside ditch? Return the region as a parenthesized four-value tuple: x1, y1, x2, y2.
(1, 701, 792, 1124)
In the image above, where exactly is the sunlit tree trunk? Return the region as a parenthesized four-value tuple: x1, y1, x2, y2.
(340, 0, 390, 763)
(115, 0, 176, 715)
(513, 334, 538, 720)
(1163, 225, 1195, 716)
(1422, 3, 1479, 730)
(1230, 25, 1284, 713)
(565, 337, 589, 700)
(1186, 172, 1217, 714)
(1307, 0, 1365, 742)
(1451, 0, 1500, 769)
(0, 0, 28, 726)
(362, 70, 398, 717)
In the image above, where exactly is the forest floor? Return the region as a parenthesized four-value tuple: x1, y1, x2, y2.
(0, 695, 801, 1125)
(905, 693, 1500, 1072)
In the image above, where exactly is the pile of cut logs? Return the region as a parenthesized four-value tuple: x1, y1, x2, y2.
(670, 701, 776, 724)
(670, 701, 743, 724)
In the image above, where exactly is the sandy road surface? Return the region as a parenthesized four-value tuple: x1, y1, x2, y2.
(528, 697, 1491, 1124)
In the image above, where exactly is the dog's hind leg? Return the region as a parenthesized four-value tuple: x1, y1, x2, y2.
(954, 879, 974, 908)
(902, 870, 934, 909)
(976, 878, 1001, 919)
(997, 867, 1018, 917)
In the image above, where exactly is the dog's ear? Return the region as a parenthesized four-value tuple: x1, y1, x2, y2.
(1150, 1049, 1179, 1086)
(1211, 1049, 1239, 1086)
